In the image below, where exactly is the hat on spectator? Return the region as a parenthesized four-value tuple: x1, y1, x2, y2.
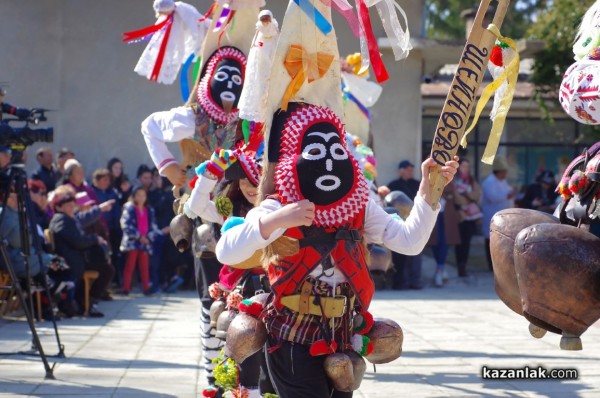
(492, 156, 509, 172)
(58, 148, 75, 158)
(0, 145, 12, 154)
(75, 192, 95, 208)
(63, 159, 81, 172)
(398, 160, 414, 169)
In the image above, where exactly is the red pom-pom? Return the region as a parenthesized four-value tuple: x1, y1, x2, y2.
(489, 45, 503, 67)
(354, 310, 374, 335)
(558, 176, 572, 199)
(202, 387, 218, 397)
(365, 341, 374, 356)
(208, 283, 223, 300)
(238, 299, 263, 317)
(569, 170, 588, 194)
(309, 339, 337, 356)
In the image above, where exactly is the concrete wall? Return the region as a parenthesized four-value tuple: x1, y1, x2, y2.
(0, 0, 424, 185)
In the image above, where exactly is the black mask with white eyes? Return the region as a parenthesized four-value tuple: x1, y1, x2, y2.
(209, 58, 243, 109)
(296, 122, 354, 205)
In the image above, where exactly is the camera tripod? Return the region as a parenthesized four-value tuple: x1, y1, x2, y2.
(0, 156, 65, 379)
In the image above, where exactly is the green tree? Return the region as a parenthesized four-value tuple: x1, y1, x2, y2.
(426, 0, 545, 40)
(527, 0, 595, 94)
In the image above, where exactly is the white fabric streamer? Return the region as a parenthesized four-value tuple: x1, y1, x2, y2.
(365, 0, 411, 61)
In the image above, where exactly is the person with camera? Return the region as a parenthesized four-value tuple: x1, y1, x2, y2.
(0, 88, 29, 122)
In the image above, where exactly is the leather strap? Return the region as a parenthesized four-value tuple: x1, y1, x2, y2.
(298, 280, 312, 314)
(281, 294, 348, 318)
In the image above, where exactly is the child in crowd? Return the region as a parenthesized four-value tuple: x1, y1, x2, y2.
(120, 186, 162, 295)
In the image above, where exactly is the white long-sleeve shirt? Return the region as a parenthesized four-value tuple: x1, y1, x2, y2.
(215, 194, 439, 270)
(141, 106, 196, 174)
(185, 175, 223, 224)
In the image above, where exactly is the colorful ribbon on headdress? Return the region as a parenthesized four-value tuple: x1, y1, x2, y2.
(293, 0, 332, 35)
(281, 45, 335, 111)
(366, 0, 411, 61)
(329, 0, 360, 37)
(460, 24, 519, 165)
(356, 0, 388, 83)
(214, 4, 232, 32)
(199, 2, 217, 22)
(122, 12, 173, 43)
(122, 13, 175, 82)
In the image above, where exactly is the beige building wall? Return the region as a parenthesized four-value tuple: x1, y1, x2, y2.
(1, 0, 425, 186)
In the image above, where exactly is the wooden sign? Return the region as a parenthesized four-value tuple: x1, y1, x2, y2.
(428, 0, 510, 207)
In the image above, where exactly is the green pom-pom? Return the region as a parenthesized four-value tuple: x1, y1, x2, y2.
(215, 196, 233, 218)
(212, 351, 238, 392)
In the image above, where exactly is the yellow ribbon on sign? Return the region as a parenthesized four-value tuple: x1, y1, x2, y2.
(460, 24, 520, 165)
(281, 45, 335, 111)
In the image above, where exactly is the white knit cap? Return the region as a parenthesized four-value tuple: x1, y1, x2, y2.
(153, 0, 175, 14)
(63, 158, 82, 172)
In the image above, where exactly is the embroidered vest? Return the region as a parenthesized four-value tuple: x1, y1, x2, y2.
(267, 203, 374, 310)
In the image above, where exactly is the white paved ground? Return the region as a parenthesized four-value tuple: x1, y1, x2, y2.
(1, 257, 599, 398)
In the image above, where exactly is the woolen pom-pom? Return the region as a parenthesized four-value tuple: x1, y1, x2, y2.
(569, 170, 588, 194)
(226, 291, 244, 310)
(558, 176, 572, 199)
(309, 339, 337, 356)
(215, 196, 234, 218)
(208, 282, 224, 300)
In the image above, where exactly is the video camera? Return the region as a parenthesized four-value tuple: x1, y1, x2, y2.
(0, 108, 53, 147)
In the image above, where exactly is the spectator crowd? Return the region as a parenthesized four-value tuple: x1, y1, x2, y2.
(0, 146, 194, 320)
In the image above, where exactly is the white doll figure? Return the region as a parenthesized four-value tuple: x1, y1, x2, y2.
(130, 0, 210, 84)
(238, 10, 279, 124)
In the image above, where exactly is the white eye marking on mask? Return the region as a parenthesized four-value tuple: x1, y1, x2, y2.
(330, 143, 348, 160)
(302, 143, 326, 160)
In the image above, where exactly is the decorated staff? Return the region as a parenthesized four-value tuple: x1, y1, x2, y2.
(428, 0, 511, 207)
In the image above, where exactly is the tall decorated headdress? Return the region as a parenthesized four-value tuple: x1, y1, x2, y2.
(180, 0, 264, 169)
(264, 0, 371, 228)
(123, 1, 208, 85)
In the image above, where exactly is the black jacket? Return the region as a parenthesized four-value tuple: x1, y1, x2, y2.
(49, 212, 98, 278)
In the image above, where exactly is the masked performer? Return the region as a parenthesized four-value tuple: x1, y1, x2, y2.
(215, 1, 458, 397)
(140, 0, 264, 391)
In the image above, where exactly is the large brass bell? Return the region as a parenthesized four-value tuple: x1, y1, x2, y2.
(384, 191, 414, 219)
(368, 244, 392, 273)
(169, 214, 194, 252)
(490, 209, 559, 318)
(224, 312, 268, 363)
(365, 318, 403, 364)
(215, 310, 237, 340)
(324, 352, 355, 392)
(192, 223, 217, 258)
(515, 223, 600, 350)
(209, 300, 226, 328)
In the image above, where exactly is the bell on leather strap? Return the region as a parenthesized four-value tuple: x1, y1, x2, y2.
(210, 300, 226, 328)
(514, 223, 600, 351)
(224, 312, 268, 364)
(193, 223, 217, 258)
(490, 208, 558, 339)
(368, 244, 392, 273)
(324, 352, 354, 392)
(169, 214, 194, 252)
(346, 350, 366, 391)
(384, 190, 413, 220)
(365, 318, 403, 364)
(215, 309, 237, 340)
